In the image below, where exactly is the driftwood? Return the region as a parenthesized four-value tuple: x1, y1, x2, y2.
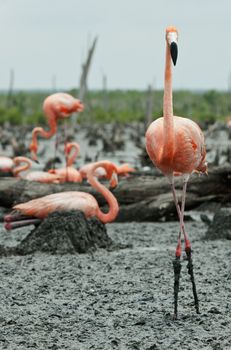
(0, 164, 230, 222)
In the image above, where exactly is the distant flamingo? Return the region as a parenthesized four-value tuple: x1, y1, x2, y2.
(13, 156, 62, 183)
(5, 160, 119, 230)
(145, 26, 207, 318)
(80, 162, 135, 180)
(48, 142, 82, 183)
(0, 156, 14, 173)
(29, 93, 84, 161)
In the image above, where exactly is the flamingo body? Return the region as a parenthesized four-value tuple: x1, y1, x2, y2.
(146, 116, 207, 176)
(23, 171, 61, 183)
(48, 167, 82, 183)
(13, 192, 99, 219)
(80, 162, 135, 179)
(0, 156, 14, 172)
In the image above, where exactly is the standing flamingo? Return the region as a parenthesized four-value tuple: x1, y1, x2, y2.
(4, 160, 119, 230)
(13, 156, 62, 183)
(29, 93, 84, 161)
(145, 26, 207, 318)
(48, 142, 82, 183)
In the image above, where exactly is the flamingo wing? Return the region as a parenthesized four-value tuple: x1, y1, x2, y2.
(13, 191, 98, 219)
(25, 171, 61, 183)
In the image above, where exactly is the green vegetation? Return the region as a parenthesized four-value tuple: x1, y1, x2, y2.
(0, 89, 230, 126)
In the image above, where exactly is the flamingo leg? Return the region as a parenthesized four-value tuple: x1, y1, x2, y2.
(170, 181, 183, 319)
(63, 119, 68, 168)
(171, 179, 200, 317)
(53, 132, 59, 170)
(181, 179, 200, 314)
(172, 230, 182, 319)
(4, 218, 42, 230)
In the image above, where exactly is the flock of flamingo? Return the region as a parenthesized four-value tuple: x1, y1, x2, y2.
(0, 27, 208, 318)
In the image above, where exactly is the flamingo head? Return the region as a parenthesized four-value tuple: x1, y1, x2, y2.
(29, 142, 38, 162)
(166, 26, 178, 66)
(44, 93, 84, 120)
(101, 162, 118, 189)
(64, 143, 72, 156)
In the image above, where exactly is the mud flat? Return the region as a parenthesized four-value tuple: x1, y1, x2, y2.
(0, 218, 230, 350)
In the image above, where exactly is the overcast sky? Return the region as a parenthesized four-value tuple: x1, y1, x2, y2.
(0, 0, 230, 91)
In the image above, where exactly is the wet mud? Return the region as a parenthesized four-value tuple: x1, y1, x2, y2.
(0, 219, 230, 349)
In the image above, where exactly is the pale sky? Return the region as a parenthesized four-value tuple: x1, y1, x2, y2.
(0, 0, 230, 91)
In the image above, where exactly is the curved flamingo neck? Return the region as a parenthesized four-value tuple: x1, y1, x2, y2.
(66, 143, 80, 167)
(87, 163, 119, 223)
(162, 42, 174, 161)
(13, 157, 32, 176)
(30, 107, 57, 154)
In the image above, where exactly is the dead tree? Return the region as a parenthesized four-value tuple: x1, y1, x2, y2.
(6, 69, 15, 109)
(72, 36, 98, 126)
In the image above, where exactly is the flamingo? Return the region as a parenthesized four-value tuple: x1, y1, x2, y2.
(29, 93, 84, 161)
(0, 156, 14, 173)
(4, 160, 119, 230)
(48, 142, 82, 183)
(145, 26, 207, 318)
(13, 156, 62, 183)
(80, 162, 135, 180)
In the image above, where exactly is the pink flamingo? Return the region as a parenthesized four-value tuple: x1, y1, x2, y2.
(0, 156, 14, 173)
(4, 160, 119, 230)
(145, 26, 207, 318)
(29, 93, 84, 161)
(80, 162, 135, 180)
(13, 156, 62, 183)
(48, 142, 82, 183)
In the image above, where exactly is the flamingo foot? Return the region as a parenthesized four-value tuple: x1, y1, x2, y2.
(173, 255, 182, 319)
(185, 246, 200, 314)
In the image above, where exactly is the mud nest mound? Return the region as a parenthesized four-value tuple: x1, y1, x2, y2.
(0, 210, 118, 256)
(205, 208, 231, 240)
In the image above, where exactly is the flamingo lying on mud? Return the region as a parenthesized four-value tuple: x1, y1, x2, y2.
(4, 160, 119, 230)
(0, 156, 14, 173)
(145, 26, 207, 318)
(80, 162, 135, 180)
(13, 156, 61, 183)
(29, 93, 84, 161)
(48, 142, 82, 183)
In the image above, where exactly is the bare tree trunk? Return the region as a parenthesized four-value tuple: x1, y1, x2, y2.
(102, 72, 108, 111)
(145, 84, 154, 128)
(6, 69, 15, 108)
(72, 36, 98, 126)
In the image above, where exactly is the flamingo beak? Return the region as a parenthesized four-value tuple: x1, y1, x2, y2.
(33, 158, 40, 164)
(109, 172, 118, 189)
(168, 32, 178, 66)
(30, 151, 39, 163)
(170, 42, 178, 66)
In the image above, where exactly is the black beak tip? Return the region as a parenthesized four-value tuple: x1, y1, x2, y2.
(170, 42, 178, 66)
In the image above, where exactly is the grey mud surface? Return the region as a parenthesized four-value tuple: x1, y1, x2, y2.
(0, 220, 230, 350)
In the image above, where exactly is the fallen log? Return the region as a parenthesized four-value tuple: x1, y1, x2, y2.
(0, 164, 230, 222)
